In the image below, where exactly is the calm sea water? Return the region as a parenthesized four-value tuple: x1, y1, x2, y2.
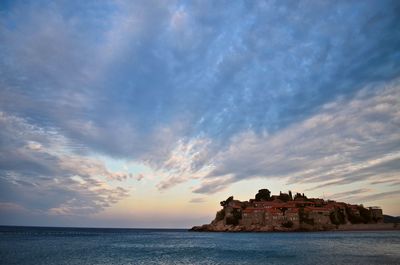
(0, 226, 399, 265)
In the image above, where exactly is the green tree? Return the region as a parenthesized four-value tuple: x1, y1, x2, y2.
(299, 208, 314, 225)
(215, 210, 225, 221)
(225, 209, 242, 226)
(255, 189, 271, 201)
(359, 206, 372, 224)
(232, 209, 242, 220)
(220, 196, 234, 207)
(329, 210, 346, 225)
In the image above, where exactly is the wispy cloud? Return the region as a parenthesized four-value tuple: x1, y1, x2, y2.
(190, 80, 400, 193)
(353, 190, 400, 203)
(369, 178, 400, 186)
(1, 0, 400, 224)
(0, 112, 129, 215)
(1, 0, 399, 163)
(329, 189, 372, 201)
(333, 190, 400, 205)
(189, 198, 206, 203)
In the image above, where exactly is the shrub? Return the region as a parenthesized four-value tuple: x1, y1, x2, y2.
(330, 209, 346, 225)
(232, 209, 242, 220)
(226, 216, 239, 225)
(299, 208, 314, 225)
(346, 207, 363, 224)
(282, 221, 293, 228)
(215, 210, 225, 221)
(330, 212, 340, 225)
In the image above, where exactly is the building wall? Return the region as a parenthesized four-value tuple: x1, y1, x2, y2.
(265, 212, 285, 226)
(309, 212, 331, 225)
(242, 211, 265, 226)
(285, 212, 300, 227)
(370, 208, 383, 223)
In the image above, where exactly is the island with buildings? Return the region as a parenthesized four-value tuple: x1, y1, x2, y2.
(191, 189, 399, 232)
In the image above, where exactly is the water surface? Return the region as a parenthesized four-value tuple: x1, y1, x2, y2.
(1, 226, 399, 265)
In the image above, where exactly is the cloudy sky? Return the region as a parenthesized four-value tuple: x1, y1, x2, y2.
(1, 0, 399, 228)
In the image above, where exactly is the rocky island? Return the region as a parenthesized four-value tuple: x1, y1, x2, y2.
(191, 189, 399, 232)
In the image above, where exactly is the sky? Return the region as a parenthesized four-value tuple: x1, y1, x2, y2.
(0, 0, 399, 228)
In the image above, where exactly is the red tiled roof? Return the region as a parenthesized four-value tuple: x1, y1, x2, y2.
(243, 208, 264, 213)
(325, 204, 336, 209)
(325, 202, 345, 209)
(305, 206, 331, 213)
(294, 201, 315, 205)
(265, 208, 282, 214)
(254, 201, 282, 206)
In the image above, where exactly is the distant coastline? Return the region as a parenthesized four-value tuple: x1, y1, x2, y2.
(190, 189, 400, 232)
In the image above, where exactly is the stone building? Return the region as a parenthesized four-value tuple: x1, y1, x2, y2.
(285, 208, 300, 227)
(264, 208, 285, 226)
(369, 207, 383, 223)
(305, 207, 331, 225)
(242, 208, 265, 226)
(215, 189, 387, 230)
(347, 205, 360, 216)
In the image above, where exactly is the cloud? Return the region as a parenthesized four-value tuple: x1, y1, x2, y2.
(135, 174, 144, 181)
(1, 0, 399, 163)
(189, 198, 206, 203)
(325, 188, 400, 205)
(352, 190, 400, 203)
(193, 176, 235, 194)
(0, 111, 129, 215)
(370, 179, 400, 186)
(191, 80, 400, 193)
(329, 188, 372, 200)
(155, 137, 214, 190)
(1, 0, 400, 220)
(0, 202, 30, 213)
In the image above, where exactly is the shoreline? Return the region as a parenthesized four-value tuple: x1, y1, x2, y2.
(190, 223, 400, 233)
(334, 223, 399, 231)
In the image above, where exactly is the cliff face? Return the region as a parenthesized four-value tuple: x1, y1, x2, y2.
(190, 189, 391, 232)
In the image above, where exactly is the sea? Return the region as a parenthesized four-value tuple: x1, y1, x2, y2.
(0, 226, 399, 265)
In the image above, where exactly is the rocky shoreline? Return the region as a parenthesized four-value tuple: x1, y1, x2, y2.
(190, 222, 400, 232)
